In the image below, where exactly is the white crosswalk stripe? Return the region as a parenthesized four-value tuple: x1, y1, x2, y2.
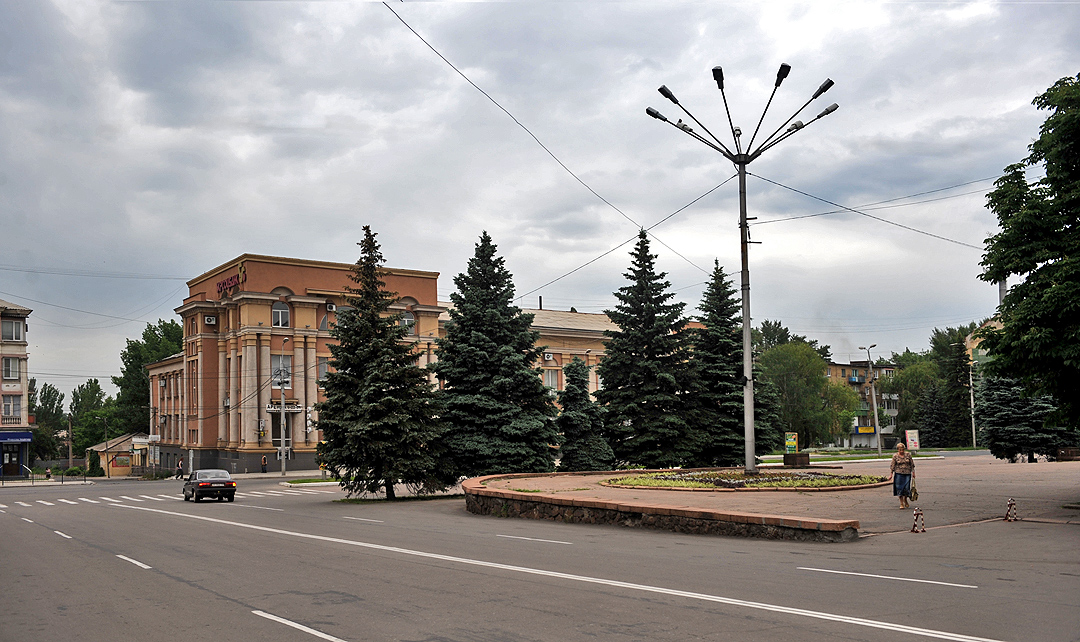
(58, 499, 79, 505)
(139, 495, 166, 501)
(119, 496, 143, 502)
(36, 500, 55, 506)
(100, 497, 121, 503)
(78, 497, 99, 503)
(16, 502, 33, 507)
(0, 503, 7, 509)
(159, 495, 183, 500)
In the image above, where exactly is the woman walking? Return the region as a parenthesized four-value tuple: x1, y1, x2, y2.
(890, 442, 915, 508)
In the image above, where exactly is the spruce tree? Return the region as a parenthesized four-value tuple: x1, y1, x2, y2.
(686, 261, 743, 467)
(316, 226, 450, 499)
(432, 232, 559, 477)
(914, 382, 949, 448)
(975, 376, 1069, 462)
(596, 230, 697, 468)
(556, 358, 614, 472)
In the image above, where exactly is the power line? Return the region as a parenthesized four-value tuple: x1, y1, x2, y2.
(0, 264, 188, 280)
(749, 173, 984, 250)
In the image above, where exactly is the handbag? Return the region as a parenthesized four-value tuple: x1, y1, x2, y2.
(909, 484, 919, 501)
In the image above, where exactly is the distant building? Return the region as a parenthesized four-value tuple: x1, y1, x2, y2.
(1, 298, 32, 476)
(825, 360, 898, 448)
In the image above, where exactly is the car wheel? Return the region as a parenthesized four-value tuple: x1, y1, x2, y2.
(192, 492, 200, 502)
(183, 491, 190, 501)
(227, 494, 235, 502)
(217, 495, 223, 502)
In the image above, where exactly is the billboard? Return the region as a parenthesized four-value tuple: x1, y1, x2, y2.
(906, 430, 920, 451)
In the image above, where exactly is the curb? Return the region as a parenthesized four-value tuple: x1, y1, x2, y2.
(463, 471, 861, 543)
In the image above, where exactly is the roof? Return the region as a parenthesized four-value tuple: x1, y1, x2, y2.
(86, 432, 148, 452)
(0, 298, 32, 315)
(438, 303, 618, 334)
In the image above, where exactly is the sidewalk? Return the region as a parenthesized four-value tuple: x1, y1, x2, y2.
(471, 454, 1080, 536)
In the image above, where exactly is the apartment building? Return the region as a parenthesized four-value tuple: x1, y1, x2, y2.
(825, 359, 898, 448)
(1, 298, 32, 476)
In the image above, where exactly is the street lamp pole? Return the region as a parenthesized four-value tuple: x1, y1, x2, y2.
(860, 344, 882, 456)
(279, 337, 290, 477)
(648, 64, 837, 473)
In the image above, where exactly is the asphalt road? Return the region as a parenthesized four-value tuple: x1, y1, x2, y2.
(2, 477, 1077, 642)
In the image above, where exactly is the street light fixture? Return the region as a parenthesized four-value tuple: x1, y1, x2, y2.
(648, 63, 838, 473)
(859, 344, 882, 456)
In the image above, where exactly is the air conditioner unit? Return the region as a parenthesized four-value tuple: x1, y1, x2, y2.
(223, 397, 230, 408)
(326, 303, 336, 312)
(205, 316, 217, 325)
(544, 353, 554, 361)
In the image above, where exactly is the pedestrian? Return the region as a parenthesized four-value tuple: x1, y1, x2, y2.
(261, 455, 267, 474)
(889, 442, 915, 508)
(175, 459, 183, 480)
(45, 466, 52, 480)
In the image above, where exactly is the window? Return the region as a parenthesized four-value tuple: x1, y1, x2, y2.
(2, 357, 18, 380)
(317, 356, 329, 383)
(399, 311, 416, 335)
(319, 315, 328, 331)
(2, 395, 20, 417)
(2, 320, 23, 341)
(543, 369, 559, 390)
(271, 354, 292, 389)
(272, 302, 291, 328)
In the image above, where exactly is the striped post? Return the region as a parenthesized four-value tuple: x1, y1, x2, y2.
(1005, 498, 1018, 522)
(910, 507, 925, 533)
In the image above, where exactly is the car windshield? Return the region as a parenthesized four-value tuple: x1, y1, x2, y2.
(197, 470, 231, 480)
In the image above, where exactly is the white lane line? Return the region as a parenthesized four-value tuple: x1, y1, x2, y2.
(16, 501, 32, 507)
(114, 503, 1004, 642)
(36, 500, 55, 506)
(116, 555, 152, 570)
(54, 530, 72, 539)
(78, 497, 99, 503)
(798, 567, 978, 589)
(234, 505, 284, 511)
(57, 499, 79, 505)
(252, 610, 348, 642)
(21, 517, 34, 523)
(119, 496, 144, 502)
(243, 491, 272, 496)
(260, 491, 288, 496)
(100, 497, 121, 503)
(139, 495, 166, 502)
(0, 503, 7, 508)
(343, 517, 383, 523)
(158, 495, 183, 500)
(497, 534, 573, 545)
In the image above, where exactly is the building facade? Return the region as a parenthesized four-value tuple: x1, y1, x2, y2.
(1, 298, 33, 476)
(825, 360, 898, 448)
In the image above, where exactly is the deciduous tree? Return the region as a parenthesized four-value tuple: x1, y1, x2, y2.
(758, 342, 828, 449)
(112, 320, 182, 436)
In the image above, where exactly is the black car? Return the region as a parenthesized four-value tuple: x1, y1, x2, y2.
(183, 469, 237, 502)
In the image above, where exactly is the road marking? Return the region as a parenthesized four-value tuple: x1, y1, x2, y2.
(57, 499, 79, 505)
(78, 498, 99, 503)
(252, 610, 348, 642)
(36, 500, 55, 506)
(119, 496, 144, 502)
(343, 517, 383, 523)
(116, 554, 152, 569)
(16, 501, 32, 507)
(497, 534, 573, 545)
(244, 491, 273, 496)
(798, 567, 978, 589)
(21, 517, 34, 523)
(54, 530, 72, 539)
(0, 503, 7, 508)
(159, 495, 183, 500)
(139, 495, 166, 501)
(260, 491, 288, 495)
(234, 505, 284, 511)
(113, 504, 1005, 642)
(99, 497, 121, 503)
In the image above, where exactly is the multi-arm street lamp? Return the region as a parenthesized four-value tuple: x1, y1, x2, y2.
(648, 63, 838, 473)
(859, 344, 882, 456)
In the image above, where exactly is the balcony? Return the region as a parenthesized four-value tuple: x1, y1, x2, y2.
(848, 376, 866, 384)
(1, 415, 22, 426)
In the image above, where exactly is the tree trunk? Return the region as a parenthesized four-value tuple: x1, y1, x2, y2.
(385, 479, 396, 500)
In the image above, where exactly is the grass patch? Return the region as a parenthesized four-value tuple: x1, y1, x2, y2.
(609, 470, 886, 489)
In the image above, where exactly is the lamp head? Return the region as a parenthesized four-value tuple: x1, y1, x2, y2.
(646, 107, 668, 122)
(812, 78, 835, 99)
(775, 63, 791, 87)
(817, 103, 839, 118)
(712, 66, 724, 90)
(658, 85, 679, 105)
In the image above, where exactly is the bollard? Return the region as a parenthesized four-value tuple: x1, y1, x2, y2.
(910, 507, 925, 533)
(1005, 498, 1018, 522)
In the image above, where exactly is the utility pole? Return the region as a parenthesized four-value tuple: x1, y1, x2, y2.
(860, 345, 882, 456)
(280, 337, 289, 476)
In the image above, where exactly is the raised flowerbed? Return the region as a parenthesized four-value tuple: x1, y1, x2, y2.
(604, 469, 887, 491)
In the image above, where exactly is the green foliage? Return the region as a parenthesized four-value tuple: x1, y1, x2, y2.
(881, 360, 942, 432)
(595, 231, 697, 468)
(28, 379, 65, 462)
(979, 73, 1080, 428)
(86, 454, 104, 477)
(758, 342, 829, 448)
(913, 382, 949, 448)
(821, 381, 861, 443)
(433, 232, 558, 477)
(111, 320, 182, 436)
(975, 376, 1075, 461)
(64, 466, 84, 477)
(610, 470, 885, 489)
(686, 262, 744, 467)
(316, 226, 451, 499)
(556, 359, 614, 472)
(68, 380, 118, 453)
(752, 319, 831, 361)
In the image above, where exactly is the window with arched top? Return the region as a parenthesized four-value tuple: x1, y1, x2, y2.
(272, 301, 291, 328)
(319, 315, 328, 330)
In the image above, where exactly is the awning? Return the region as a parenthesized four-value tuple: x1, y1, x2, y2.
(0, 431, 33, 443)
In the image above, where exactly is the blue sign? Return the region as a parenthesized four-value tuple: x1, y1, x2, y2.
(0, 431, 33, 443)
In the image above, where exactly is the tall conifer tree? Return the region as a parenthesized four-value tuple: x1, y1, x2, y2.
(975, 376, 1067, 462)
(316, 226, 449, 499)
(556, 358, 614, 472)
(433, 232, 558, 477)
(687, 261, 743, 466)
(596, 230, 697, 468)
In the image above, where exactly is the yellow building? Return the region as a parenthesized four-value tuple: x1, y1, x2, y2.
(825, 360, 897, 448)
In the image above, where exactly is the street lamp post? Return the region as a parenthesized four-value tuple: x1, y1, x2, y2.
(648, 64, 837, 473)
(279, 337, 290, 477)
(859, 344, 882, 456)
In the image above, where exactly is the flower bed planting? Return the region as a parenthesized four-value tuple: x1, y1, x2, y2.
(607, 469, 887, 490)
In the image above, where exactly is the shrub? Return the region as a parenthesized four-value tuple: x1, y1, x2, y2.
(65, 466, 84, 477)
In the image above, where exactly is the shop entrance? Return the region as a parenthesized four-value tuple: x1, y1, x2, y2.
(2, 443, 22, 476)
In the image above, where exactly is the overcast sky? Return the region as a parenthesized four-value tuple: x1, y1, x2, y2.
(3, 1, 1078, 403)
